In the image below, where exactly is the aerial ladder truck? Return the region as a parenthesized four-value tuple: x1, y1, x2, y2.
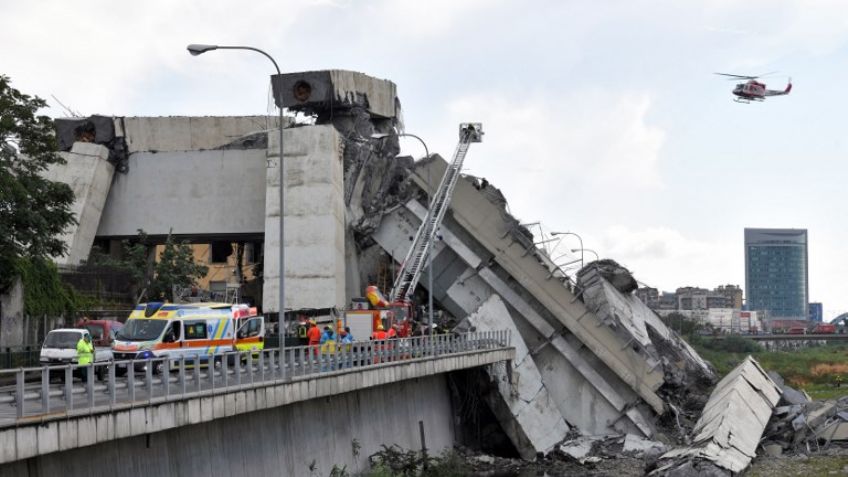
(346, 123, 484, 338)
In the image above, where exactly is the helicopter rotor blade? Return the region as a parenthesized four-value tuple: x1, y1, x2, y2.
(714, 72, 758, 80)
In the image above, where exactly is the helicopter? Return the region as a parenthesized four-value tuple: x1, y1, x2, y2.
(715, 73, 792, 103)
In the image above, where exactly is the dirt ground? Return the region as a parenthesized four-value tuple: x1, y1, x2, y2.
(464, 453, 649, 477)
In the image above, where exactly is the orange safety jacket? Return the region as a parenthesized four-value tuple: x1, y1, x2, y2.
(307, 326, 321, 345)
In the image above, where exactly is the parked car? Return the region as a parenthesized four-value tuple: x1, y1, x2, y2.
(39, 328, 114, 380)
(76, 319, 124, 348)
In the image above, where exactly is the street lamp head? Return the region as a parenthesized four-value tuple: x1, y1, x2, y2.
(187, 44, 218, 56)
(370, 133, 392, 139)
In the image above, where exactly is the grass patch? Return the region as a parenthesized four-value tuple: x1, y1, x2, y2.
(747, 455, 848, 477)
(691, 339, 848, 399)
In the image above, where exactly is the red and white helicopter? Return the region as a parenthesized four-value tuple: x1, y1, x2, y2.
(715, 72, 792, 103)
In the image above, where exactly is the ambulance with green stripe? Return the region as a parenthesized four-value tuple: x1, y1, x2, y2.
(112, 302, 265, 374)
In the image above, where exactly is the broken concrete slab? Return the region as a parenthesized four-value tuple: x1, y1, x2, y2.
(819, 420, 848, 442)
(461, 294, 569, 459)
(272, 70, 398, 119)
(559, 436, 602, 463)
(806, 401, 838, 430)
(653, 357, 781, 475)
(762, 443, 783, 457)
(622, 434, 668, 457)
(374, 198, 657, 437)
(781, 384, 811, 406)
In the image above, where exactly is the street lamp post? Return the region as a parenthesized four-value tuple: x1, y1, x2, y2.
(573, 248, 600, 262)
(371, 132, 433, 332)
(187, 44, 287, 353)
(551, 231, 585, 269)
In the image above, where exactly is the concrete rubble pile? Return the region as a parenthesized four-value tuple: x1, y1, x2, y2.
(760, 371, 848, 457)
(651, 357, 782, 476)
(577, 260, 717, 435)
(368, 155, 726, 459)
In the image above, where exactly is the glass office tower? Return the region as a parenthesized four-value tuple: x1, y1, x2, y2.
(744, 228, 808, 320)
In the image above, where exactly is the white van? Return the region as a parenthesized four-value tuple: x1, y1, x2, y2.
(40, 328, 114, 379)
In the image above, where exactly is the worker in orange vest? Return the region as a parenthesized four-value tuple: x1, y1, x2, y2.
(306, 319, 321, 356)
(371, 323, 387, 340)
(371, 324, 387, 363)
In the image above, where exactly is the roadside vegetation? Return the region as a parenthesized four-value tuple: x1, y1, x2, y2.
(689, 335, 848, 399)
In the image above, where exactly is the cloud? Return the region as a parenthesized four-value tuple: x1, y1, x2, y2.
(701, 0, 848, 60)
(598, 225, 740, 292)
(0, 0, 333, 116)
(423, 89, 665, 222)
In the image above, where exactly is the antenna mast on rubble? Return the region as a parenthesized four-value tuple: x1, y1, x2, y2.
(390, 123, 483, 304)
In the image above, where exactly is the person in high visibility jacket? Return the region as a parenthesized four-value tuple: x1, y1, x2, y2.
(371, 324, 387, 340)
(320, 326, 337, 354)
(76, 334, 94, 381)
(370, 324, 387, 364)
(306, 319, 321, 356)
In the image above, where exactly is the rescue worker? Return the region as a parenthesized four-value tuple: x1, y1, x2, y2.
(76, 333, 94, 381)
(320, 326, 336, 345)
(296, 318, 309, 345)
(371, 324, 388, 363)
(371, 324, 387, 341)
(319, 326, 337, 371)
(306, 319, 321, 356)
(399, 319, 412, 338)
(338, 327, 354, 368)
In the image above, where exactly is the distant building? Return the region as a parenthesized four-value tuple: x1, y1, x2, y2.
(744, 228, 808, 320)
(636, 284, 744, 313)
(634, 287, 659, 309)
(809, 302, 823, 322)
(715, 284, 743, 309)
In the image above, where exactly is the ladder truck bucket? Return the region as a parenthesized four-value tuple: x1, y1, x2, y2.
(460, 123, 484, 142)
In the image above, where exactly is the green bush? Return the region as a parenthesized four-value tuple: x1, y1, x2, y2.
(15, 257, 77, 316)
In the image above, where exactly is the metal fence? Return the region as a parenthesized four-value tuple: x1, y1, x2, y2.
(0, 346, 41, 371)
(0, 331, 510, 424)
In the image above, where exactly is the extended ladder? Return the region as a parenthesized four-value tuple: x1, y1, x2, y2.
(390, 123, 484, 303)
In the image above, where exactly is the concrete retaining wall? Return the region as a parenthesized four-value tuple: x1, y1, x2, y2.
(1, 374, 454, 477)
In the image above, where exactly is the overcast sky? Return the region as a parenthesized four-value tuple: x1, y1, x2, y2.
(3, 0, 847, 317)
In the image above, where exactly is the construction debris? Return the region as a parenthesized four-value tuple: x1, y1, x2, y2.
(577, 261, 716, 437)
(652, 356, 782, 476)
(761, 389, 848, 455)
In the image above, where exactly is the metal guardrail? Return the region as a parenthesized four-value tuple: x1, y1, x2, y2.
(0, 331, 511, 425)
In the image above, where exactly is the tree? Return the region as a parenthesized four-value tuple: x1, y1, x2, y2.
(92, 230, 208, 303)
(0, 75, 75, 292)
(149, 233, 208, 302)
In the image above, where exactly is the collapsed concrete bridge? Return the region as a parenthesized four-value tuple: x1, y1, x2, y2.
(42, 69, 716, 460)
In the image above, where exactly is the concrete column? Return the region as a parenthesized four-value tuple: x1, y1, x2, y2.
(0, 278, 25, 348)
(43, 143, 115, 266)
(263, 125, 346, 312)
